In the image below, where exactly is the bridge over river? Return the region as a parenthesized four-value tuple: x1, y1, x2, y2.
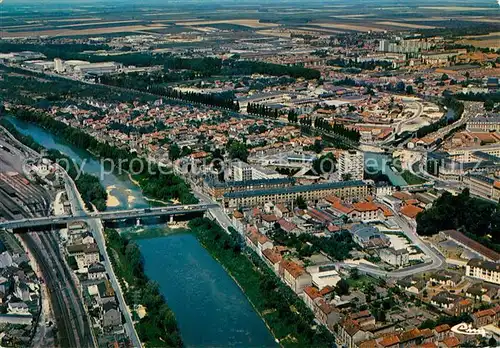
(0, 203, 217, 231)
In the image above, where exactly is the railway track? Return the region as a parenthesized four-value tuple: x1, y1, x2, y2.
(22, 231, 95, 348)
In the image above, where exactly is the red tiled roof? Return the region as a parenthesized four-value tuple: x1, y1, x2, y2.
(278, 218, 298, 233)
(353, 201, 381, 212)
(399, 328, 421, 343)
(261, 214, 279, 223)
(358, 339, 378, 348)
(473, 308, 496, 319)
(434, 324, 450, 333)
(392, 191, 412, 200)
(420, 328, 434, 339)
(442, 336, 460, 348)
(262, 248, 282, 265)
(400, 204, 424, 219)
(420, 343, 438, 348)
(319, 285, 335, 296)
(280, 260, 306, 279)
(304, 286, 321, 300)
(379, 335, 400, 347)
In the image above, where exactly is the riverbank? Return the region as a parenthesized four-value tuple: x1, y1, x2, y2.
(0, 118, 107, 211)
(8, 107, 197, 205)
(104, 228, 183, 347)
(188, 217, 335, 347)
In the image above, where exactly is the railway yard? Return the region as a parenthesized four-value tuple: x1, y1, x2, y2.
(0, 128, 94, 347)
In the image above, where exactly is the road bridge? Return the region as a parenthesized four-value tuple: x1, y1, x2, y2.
(0, 203, 217, 230)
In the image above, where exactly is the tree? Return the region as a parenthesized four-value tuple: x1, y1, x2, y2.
(406, 85, 414, 94)
(441, 73, 449, 81)
(395, 81, 405, 92)
(350, 268, 360, 280)
(169, 143, 181, 161)
(341, 173, 352, 181)
(312, 152, 336, 175)
(227, 140, 249, 162)
(336, 278, 350, 296)
(296, 195, 307, 209)
(484, 99, 495, 111)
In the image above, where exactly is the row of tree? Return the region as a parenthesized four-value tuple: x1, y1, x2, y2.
(312, 117, 361, 143)
(105, 229, 182, 347)
(9, 108, 198, 204)
(415, 97, 464, 139)
(149, 86, 240, 111)
(189, 217, 335, 346)
(327, 58, 392, 71)
(0, 119, 107, 211)
(246, 102, 280, 118)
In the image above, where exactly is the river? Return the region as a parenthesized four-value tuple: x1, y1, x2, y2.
(364, 152, 407, 187)
(7, 116, 276, 347)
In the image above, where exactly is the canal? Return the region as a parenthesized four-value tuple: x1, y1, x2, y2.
(7, 116, 276, 347)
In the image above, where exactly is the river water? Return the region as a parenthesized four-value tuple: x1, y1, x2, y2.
(7, 116, 276, 347)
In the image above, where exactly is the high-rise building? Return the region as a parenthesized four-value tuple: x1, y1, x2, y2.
(338, 150, 364, 181)
(54, 58, 65, 73)
(231, 160, 253, 181)
(378, 40, 389, 52)
(231, 160, 282, 181)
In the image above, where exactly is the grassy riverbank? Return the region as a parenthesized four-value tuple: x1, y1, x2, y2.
(8, 107, 198, 205)
(105, 229, 182, 348)
(188, 217, 335, 347)
(0, 118, 107, 211)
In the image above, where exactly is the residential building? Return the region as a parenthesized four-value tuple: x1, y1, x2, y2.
(279, 260, 312, 294)
(397, 276, 426, 295)
(338, 150, 364, 180)
(303, 286, 341, 329)
(88, 263, 107, 280)
(378, 247, 409, 267)
(471, 305, 500, 327)
(466, 258, 500, 285)
(245, 225, 273, 257)
(463, 174, 500, 202)
(327, 197, 386, 222)
(466, 114, 500, 133)
(349, 224, 390, 249)
(429, 270, 462, 287)
(102, 302, 122, 329)
(465, 283, 500, 303)
(231, 160, 253, 181)
(262, 248, 282, 274)
(67, 243, 100, 269)
(203, 177, 294, 199)
(223, 180, 370, 209)
(337, 319, 373, 348)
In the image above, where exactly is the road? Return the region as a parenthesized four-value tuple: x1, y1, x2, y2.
(181, 173, 236, 232)
(0, 203, 217, 230)
(63, 163, 143, 348)
(0, 126, 95, 346)
(1, 123, 141, 347)
(341, 207, 445, 278)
